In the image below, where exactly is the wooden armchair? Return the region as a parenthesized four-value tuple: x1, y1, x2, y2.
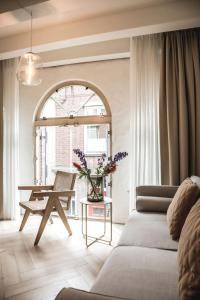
(19, 171, 76, 245)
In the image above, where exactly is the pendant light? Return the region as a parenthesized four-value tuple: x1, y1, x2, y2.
(16, 11, 42, 86)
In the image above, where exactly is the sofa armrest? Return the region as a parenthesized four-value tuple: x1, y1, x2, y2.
(136, 196, 172, 213)
(136, 185, 178, 198)
(55, 288, 127, 300)
(135, 185, 178, 213)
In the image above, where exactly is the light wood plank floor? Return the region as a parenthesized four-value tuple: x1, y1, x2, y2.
(0, 216, 123, 300)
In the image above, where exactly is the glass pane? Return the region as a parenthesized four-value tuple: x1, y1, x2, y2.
(40, 85, 107, 118)
(84, 125, 107, 154)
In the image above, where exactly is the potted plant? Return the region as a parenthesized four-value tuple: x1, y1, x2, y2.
(73, 149, 128, 202)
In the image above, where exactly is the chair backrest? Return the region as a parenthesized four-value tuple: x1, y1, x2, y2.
(53, 171, 76, 191)
(53, 171, 76, 209)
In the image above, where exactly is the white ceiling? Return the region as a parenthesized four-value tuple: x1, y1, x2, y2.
(0, 0, 178, 38)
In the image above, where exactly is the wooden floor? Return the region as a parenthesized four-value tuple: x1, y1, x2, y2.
(0, 216, 123, 300)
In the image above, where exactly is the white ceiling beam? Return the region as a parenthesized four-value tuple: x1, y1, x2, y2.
(1, 16, 200, 61)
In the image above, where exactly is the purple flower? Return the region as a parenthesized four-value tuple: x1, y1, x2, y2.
(73, 149, 88, 169)
(73, 149, 128, 178)
(113, 152, 128, 162)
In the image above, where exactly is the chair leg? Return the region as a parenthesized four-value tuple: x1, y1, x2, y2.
(34, 199, 54, 246)
(19, 210, 30, 231)
(55, 199, 72, 236)
(39, 212, 53, 224)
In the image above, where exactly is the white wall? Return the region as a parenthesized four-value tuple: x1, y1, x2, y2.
(19, 58, 130, 223)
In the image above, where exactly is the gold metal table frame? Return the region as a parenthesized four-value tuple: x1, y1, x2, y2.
(80, 197, 112, 248)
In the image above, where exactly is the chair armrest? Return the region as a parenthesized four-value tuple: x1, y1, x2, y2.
(55, 288, 127, 300)
(18, 185, 53, 191)
(136, 185, 178, 198)
(32, 190, 75, 197)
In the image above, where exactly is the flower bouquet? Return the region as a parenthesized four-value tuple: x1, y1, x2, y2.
(73, 149, 128, 202)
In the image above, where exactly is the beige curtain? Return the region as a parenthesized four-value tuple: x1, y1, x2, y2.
(160, 28, 200, 185)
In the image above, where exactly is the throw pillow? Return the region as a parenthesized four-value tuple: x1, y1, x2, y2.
(167, 178, 199, 240)
(178, 198, 200, 300)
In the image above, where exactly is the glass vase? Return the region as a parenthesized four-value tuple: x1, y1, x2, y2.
(87, 175, 104, 202)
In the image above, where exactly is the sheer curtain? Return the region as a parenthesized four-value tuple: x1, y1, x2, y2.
(130, 35, 161, 209)
(2, 58, 20, 219)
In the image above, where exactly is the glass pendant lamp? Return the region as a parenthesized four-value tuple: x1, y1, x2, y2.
(16, 11, 42, 86)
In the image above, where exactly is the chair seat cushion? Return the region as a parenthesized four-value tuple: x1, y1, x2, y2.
(118, 211, 178, 250)
(91, 246, 178, 300)
(19, 199, 48, 212)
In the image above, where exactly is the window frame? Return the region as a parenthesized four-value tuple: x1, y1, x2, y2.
(33, 80, 112, 186)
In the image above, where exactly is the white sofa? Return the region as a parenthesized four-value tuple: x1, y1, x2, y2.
(56, 184, 181, 300)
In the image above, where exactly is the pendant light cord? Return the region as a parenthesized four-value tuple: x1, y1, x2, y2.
(16, 0, 33, 52)
(30, 10, 32, 52)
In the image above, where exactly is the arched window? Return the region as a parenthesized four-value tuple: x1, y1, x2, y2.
(34, 81, 112, 217)
(34, 81, 111, 127)
(41, 85, 107, 118)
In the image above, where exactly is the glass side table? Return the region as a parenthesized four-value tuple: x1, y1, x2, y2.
(80, 197, 112, 247)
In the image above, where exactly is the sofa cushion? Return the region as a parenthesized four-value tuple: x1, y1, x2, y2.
(190, 175, 200, 190)
(55, 288, 127, 300)
(178, 198, 200, 300)
(118, 211, 178, 250)
(91, 246, 178, 300)
(167, 178, 199, 240)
